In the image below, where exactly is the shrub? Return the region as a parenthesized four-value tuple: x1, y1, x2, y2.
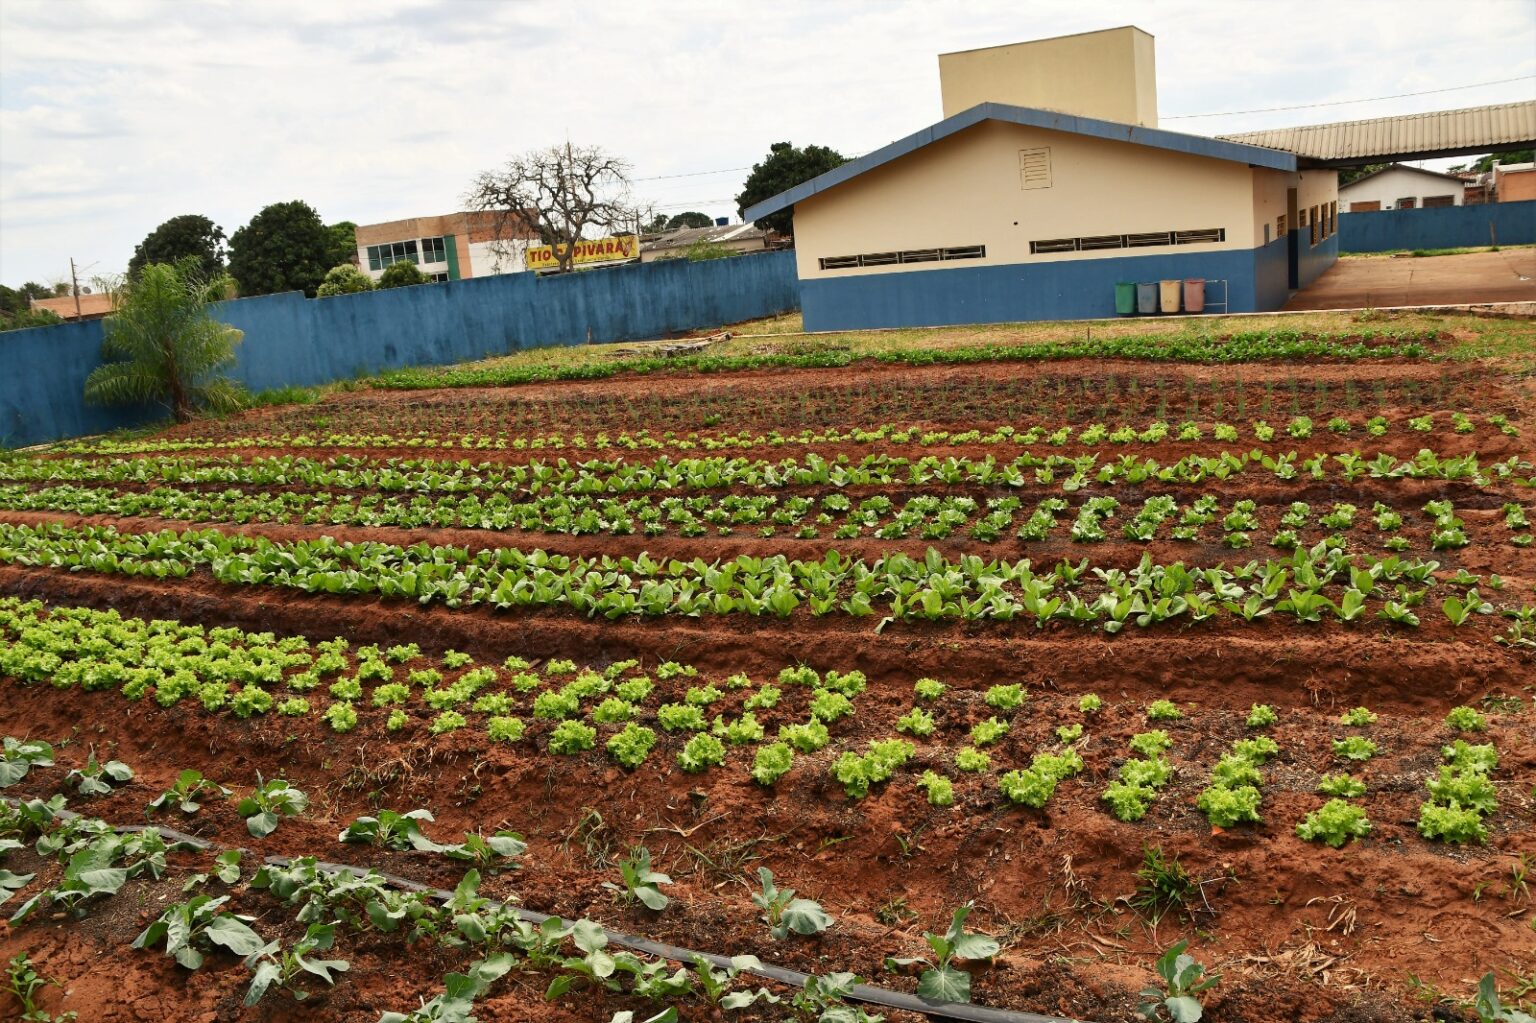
(315, 263, 374, 297)
(376, 261, 428, 288)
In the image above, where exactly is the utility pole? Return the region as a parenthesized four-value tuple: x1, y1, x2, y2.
(69, 258, 82, 319)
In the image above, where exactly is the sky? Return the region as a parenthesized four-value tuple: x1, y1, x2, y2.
(2, 0, 1533, 288)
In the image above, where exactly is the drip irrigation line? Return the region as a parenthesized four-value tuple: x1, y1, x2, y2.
(4, 798, 1091, 1023)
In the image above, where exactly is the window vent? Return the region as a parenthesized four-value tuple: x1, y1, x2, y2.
(1019, 147, 1052, 190)
(1029, 229, 1225, 256)
(1174, 228, 1224, 245)
(818, 246, 986, 271)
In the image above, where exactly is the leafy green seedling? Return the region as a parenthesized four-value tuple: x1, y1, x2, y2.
(1137, 939, 1219, 1022)
(236, 777, 308, 838)
(884, 903, 999, 1003)
(0, 738, 54, 788)
(65, 752, 133, 797)
(604, 846, 671, 911)
(751, 868, 833, 940)
(133, 894, 266, 970)
(1295, 800, 1371, 847)
(243, 921, 350, 1007)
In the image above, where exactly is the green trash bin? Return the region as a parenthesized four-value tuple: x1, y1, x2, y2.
(1114, 281, 1136, 316)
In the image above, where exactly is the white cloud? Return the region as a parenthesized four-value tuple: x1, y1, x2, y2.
(1, 0, 1532, 284)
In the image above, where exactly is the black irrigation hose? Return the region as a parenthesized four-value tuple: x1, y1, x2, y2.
(4, 798, 1092, 1023)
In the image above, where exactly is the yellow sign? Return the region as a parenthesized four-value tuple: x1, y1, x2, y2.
(523, 234, 638, 271)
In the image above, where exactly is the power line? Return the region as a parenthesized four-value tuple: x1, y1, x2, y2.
(1165, 75, 1536, 119)
(633, 166, 750, 182)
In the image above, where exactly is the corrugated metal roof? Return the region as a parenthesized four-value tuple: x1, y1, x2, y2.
(1218, 100, 1536, 166)
(742, 102, 1296, 222)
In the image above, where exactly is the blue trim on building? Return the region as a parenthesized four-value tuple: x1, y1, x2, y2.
(1251, 235, 1290, 314)
(1338, 200, 1536, 253)
(800, 246, 1294, 332)
(1293, 229, 1339, 290)
(743, 102, 1297, 221)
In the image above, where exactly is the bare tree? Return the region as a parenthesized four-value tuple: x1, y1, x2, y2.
(466, 143, 641, 273)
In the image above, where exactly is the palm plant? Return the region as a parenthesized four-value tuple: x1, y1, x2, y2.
(84, 260, 245, 423)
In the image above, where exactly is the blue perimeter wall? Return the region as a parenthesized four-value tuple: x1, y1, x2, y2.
(1339, 201, 1536, 253)
(801, 240, 1334, 332)
(1, 250, 799, 448)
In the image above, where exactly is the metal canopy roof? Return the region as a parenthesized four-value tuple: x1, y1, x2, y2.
(741, 101, 1297, 222)
(1218, 100, 1536, 167)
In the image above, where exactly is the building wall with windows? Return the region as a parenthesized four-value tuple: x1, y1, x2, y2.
(354, 212, 538, 283)
(779, 116, 1335, 329)
(790, 119, 1262, 284)
(1338, 165, 1465, 212)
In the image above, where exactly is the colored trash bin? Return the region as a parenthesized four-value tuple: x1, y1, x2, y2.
(1114, 282, 1136, 315)
(1135, 282, 1158, 314)
(1183, 278, 1206, 313)
(1159, 279, 1181, 314)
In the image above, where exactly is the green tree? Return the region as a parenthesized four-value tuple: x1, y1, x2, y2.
(83, 261, 246, 423)
(325, 221, 358, 268)
(128, 215, 228, 279)
(376, 262, 427, 288)
(735, 142, 848, 236)
(315, 264, 374, 297)
(1453, 149, 1534, 173)
(686, 239, 733, 261)
(18, 282, 51, 302)
(667, 211, 713, 230)
(642, 213, 669, 233)
(1338, 163, 1390, 186)
(228, 200, 333, 297)
(0, 285, 63, 332)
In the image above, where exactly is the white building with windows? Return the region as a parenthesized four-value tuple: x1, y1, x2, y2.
(1338, 164, 1465, 212)
(354, 211, 538, 282)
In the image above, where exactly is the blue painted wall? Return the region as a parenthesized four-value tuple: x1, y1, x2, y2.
(0, 250, 799, 448)
(801, 246, 1284, 332)
(1251, 235, 1290, 314)
(1339, 201, 1536, 253)
(1295, 228, 1339, 290)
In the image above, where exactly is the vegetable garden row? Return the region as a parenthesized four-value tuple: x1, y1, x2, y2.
(2, 335, 1532, 1022)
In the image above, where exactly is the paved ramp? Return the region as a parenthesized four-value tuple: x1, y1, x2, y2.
(1283, 249, 1536, 310)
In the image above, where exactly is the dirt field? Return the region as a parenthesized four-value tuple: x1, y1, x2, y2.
(1, 316, 1533, 1022)
(1285, 248, 1536, 310)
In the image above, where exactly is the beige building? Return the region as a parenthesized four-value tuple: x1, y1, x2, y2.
(354, 211, 539, 283)
(745, 27, 1337, 329)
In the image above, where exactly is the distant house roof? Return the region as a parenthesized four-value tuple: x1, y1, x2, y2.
(1218, 100, 1536, 167)
(1338, 163, 1468, 191)
(641, 223, 765, 251)
(741, 101, 1296, 222)
(30, 293, 115, 321)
